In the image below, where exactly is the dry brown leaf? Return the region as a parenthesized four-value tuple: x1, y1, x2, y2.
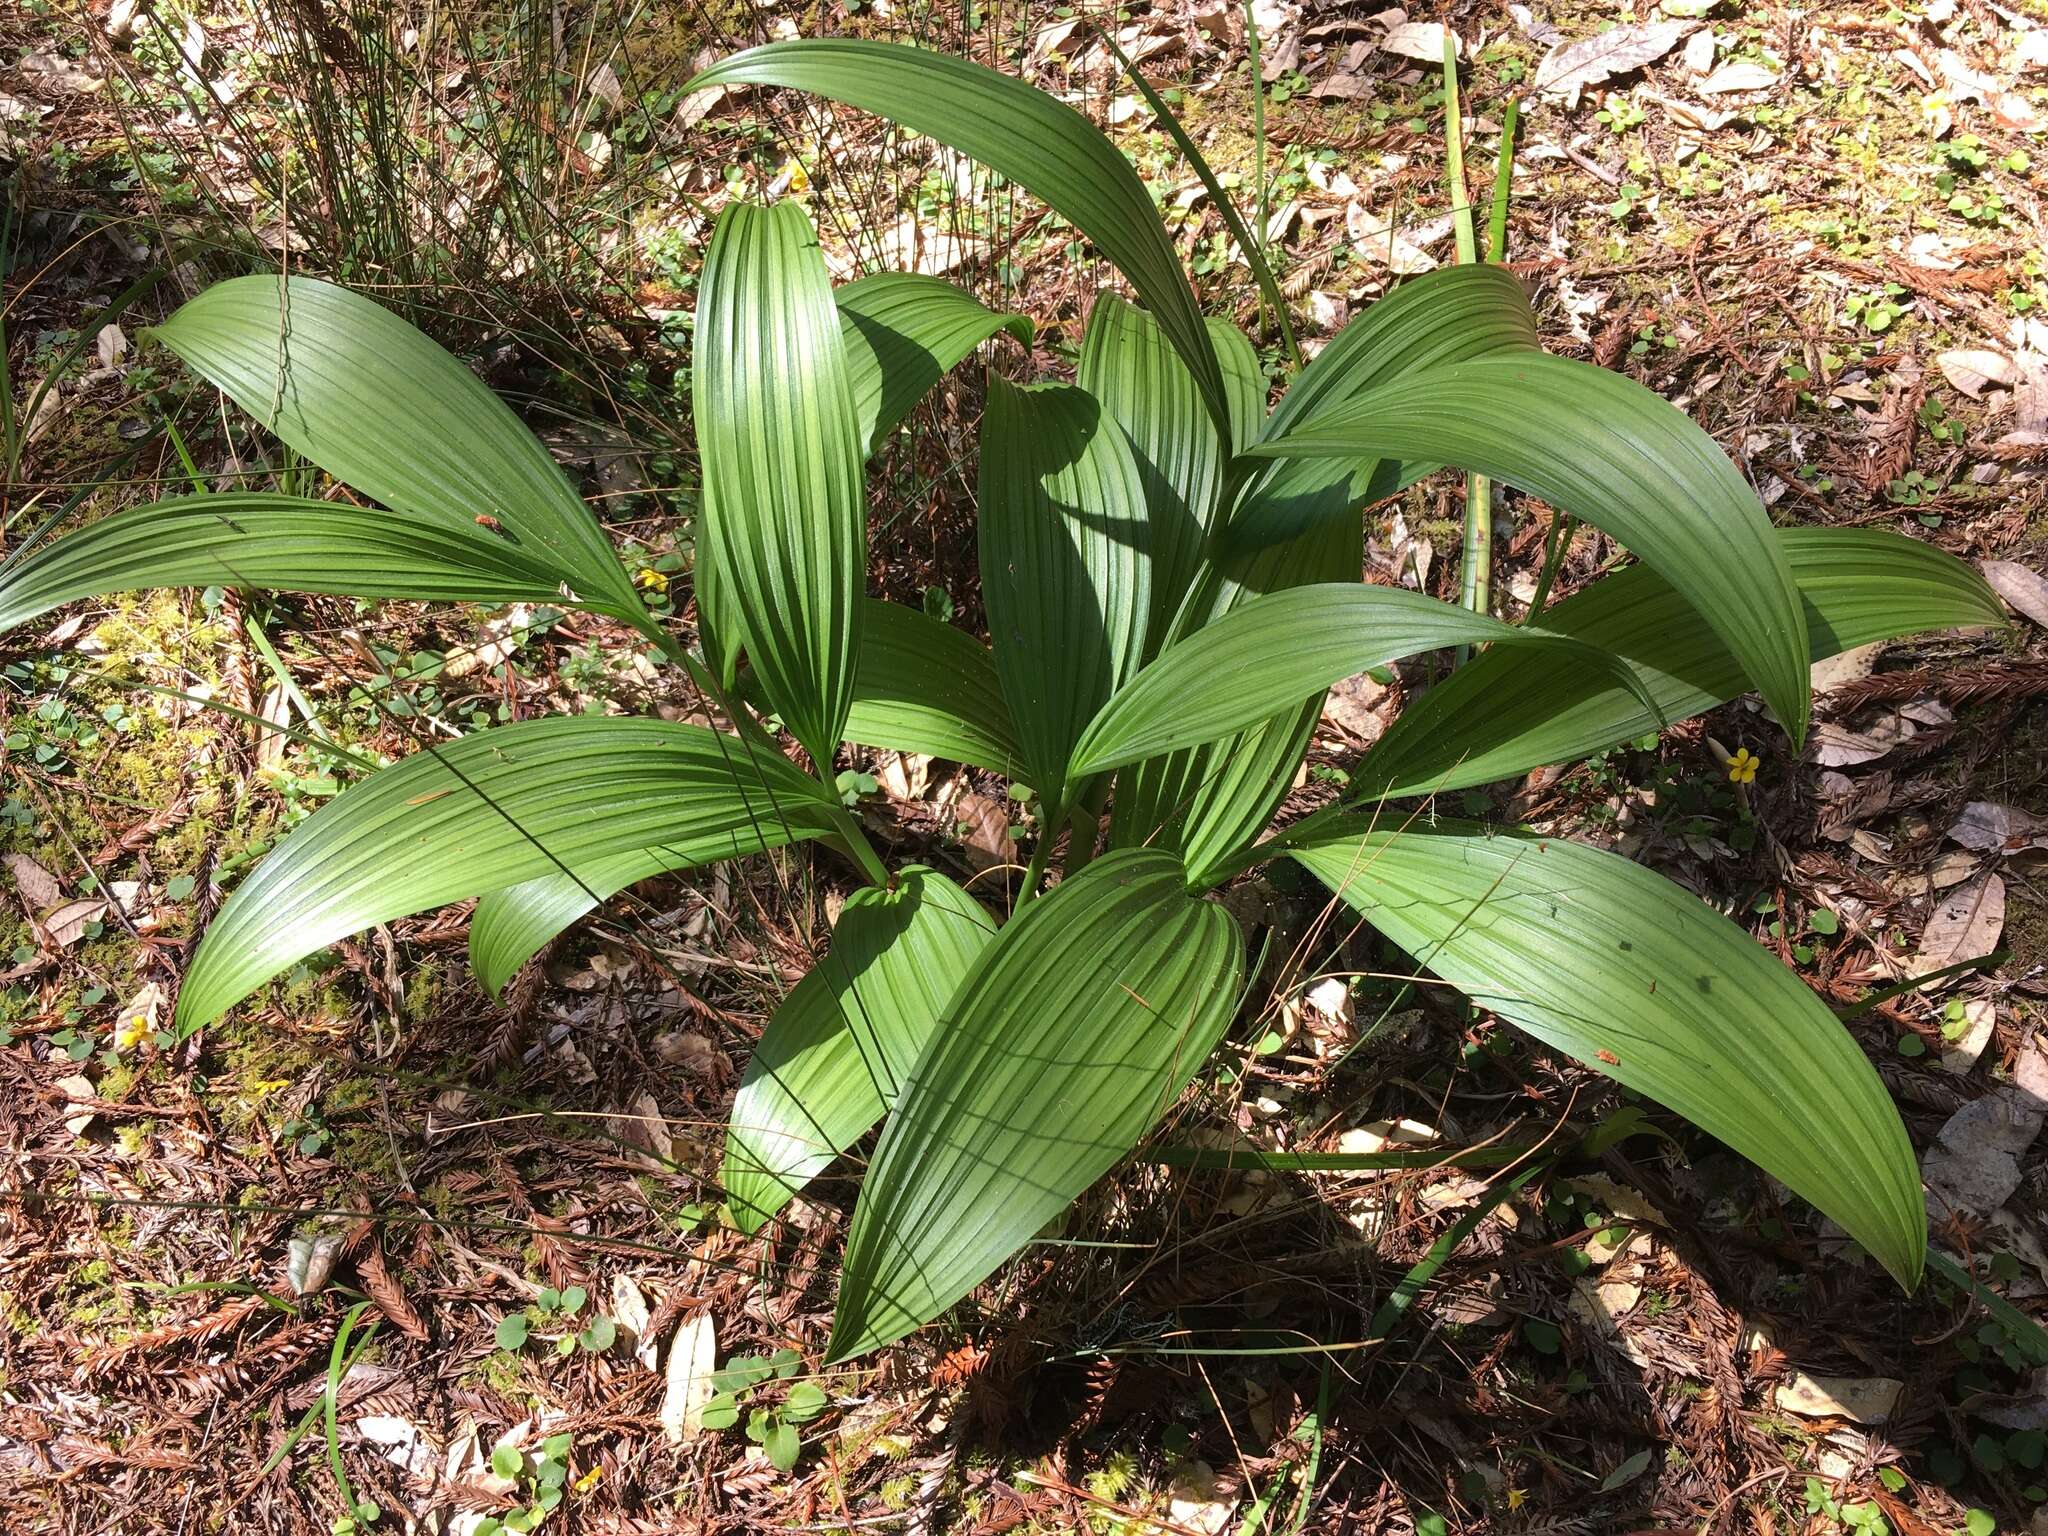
(44, 897, 109, 948)
(1774, 1372, 1903, 1424)
(1950, 801, 2048, 853)
(1982, 560, 2048, 626)
(1534, 20, 1694, 101)
(4, 853, 62, 909)
(1939, 349, 2021, 399)
(1916, 874, 2006, 982)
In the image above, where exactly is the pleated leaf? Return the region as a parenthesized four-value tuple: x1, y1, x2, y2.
(1079, 300, 1259, 652)
(829, 850, 1243, 1359)
(1291, 821, 1925, 1288)
(150, 276, 642, 618)
(1363, 529, 2007, 798)
(1071, 584, 1646, 779)
(0, 492, 582, 631)
(685, 40, 1230, 436)
(174, 718, 838, 1032)
(837, 273, 1032, 456)
(842, 599, 1026, 777)
(978, 377, 1150, 805)
(1241, 350, 1813, 745)
(1223, 264, 1539, 560)
(1109, 513, 1357, 885)
(695, 200, 866, 766)
(724, 867, 995, 1232)
(471, 848, 701, 1000)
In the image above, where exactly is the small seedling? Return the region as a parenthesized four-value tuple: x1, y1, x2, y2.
(495, 1286, 615, 1357)
(479, 1432, 576, 1533)
(698, 1349, 826, 1471)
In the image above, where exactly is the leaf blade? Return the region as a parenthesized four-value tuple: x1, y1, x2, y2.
(686, 40, 1229, 435)
(1291, 819, 1924, 1288)
(829, 849, 1243, 1359)
(695, 200, 867, 764)
(150, 276, 640, 618)
(1241, 350, 1813, 744)
(175, 718, 838, 1032)
(725, 868, 995, 1232)
(979, 377, 1150, 804)
(1362, 528, 2007, 797)
(836, 273, 1031, 457)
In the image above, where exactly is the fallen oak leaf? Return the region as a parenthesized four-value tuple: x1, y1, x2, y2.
(1534, 19, 1695, 102)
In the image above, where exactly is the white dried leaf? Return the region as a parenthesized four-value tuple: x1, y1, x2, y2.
(1915, 875, 2006, 983)
(1775, 1373, 1903, 1424)
(1697, 60, 1779, 94)
(1939, 349, 2021, 399)
(1534, 20, 1693, 101)
(1380, 21, 1458, 63)
(661, 1312, 717, 1444)
(1982, 561, 2048, 626)
(4, 853, 62, 909)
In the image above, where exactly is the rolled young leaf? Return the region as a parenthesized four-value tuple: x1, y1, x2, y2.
(828, 850, 1243, 1359)
(694, 200, 867, 767)
(978, 377, 1150, 806)
(174, 717, 839, 1033)
(836, 273, 1032, 457)
(685, 40, 1231, 437)
(1291, 819, 1925, 1288)
(1069, 582, 1652, 779)
(1362, 528, 2008, 798)
(841, 599, 1026, 778)
(150, 276, 643, 619)
(0, 492, 584, 631)
(725, 867, 995, 1232)
(1240, 350, 1813, 745)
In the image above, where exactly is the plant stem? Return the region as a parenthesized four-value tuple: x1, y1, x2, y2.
(1015, 799, 1067, 908)
(1443, 34, 1491, 657)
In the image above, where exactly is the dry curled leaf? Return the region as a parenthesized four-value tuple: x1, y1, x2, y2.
(661, 1311, 717, 1444)
(1916, 874, 2006, 982)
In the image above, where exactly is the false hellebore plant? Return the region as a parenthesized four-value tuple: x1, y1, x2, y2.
(4, 41, 2004, 1360)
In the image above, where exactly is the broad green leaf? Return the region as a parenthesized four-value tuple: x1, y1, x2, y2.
(1241, 351, 1813, 744)
(0, 492, 582, 631)
(1221, 264, 1539, 566)
(1069, 583, 1648, 779)
(150, 276, 642, 619)
(829, 850, 1243, 1359)
(1361, 528, 2007, 798)
(685, 40, 1230, 436)
(842, 599, 1025, 777)
(725, 867, 994, 1232)
(836, 273, 1031, 457)
(174, 718, 838, 1032)
(470, 848, 697, 1000)
(1110, 270, 1531, 879)
(1291, 820, 1924, 1288)
(1080, 300, 1261, 653)
(979, 377, 1150, 805)
(1108, 515, 1356, 884)
(695, 200, 866, 766)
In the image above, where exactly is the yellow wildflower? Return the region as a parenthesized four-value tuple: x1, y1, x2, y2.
(1506, 1487, 1527, 1511)
(115, 1012, 152, 1052)
(1727, 747, 1759, 785)
(635, 566, 669, 593)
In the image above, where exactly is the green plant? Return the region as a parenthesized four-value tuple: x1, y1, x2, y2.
(480, 1431, 578, 1533)
(494, 1285, 613, 1356)
(1, 39, 2010, 1366)
(698, 1349, 826, 1471)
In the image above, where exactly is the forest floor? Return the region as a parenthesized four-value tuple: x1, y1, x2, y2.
(3, 0, 2048, 1532)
